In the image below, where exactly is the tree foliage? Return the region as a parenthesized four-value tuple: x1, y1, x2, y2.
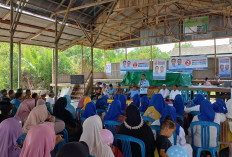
(0, 43, 170, 90)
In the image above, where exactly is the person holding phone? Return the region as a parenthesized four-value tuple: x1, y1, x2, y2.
(138, 74, 150, 97)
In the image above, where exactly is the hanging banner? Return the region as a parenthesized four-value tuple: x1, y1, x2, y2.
(120, 59, 150, 71)
(218, 58, 231, 78)
(105, 63, 111, 75)
(153, 59, 166, 80)
(168, 55, 208, 71)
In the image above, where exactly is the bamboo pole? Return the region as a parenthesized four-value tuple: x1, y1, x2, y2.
(214, 39, 217, 74)
(18, 43, 21, 89)
(10, 0, 13, 89)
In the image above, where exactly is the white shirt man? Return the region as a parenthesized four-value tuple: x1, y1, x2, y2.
(169, 85, 180, 100)
(138, 74, 150, 96)
(158, 84, 170, 99)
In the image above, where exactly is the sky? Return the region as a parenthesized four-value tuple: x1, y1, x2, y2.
(127, 38, 230, 53)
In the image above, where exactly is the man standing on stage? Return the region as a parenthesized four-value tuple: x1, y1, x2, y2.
(138, 74, 150, 97)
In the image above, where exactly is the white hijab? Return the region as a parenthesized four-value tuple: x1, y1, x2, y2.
(80, 115, 114, 157)
(226, 99, 232, 119)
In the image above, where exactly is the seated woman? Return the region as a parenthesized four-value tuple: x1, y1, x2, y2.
(143, 94, 167, 121)
(203, 77, 212, 86)
(10, 92, 24, 116)
(82, 102, 97, 119)
(132, 94, 140, 108)
(0, 116, 22, 157)
(213, 99, 227, 123)
(82, 97, 92, 110)
(118, 104, 155, 157)
(53, 97, 82, 140)
(151, 106, 193, 157)
(119, 94, 127, 111)
(20, 123, 63, 157)
(56, 141, 90, 157)
(80, 115, 114, 157)
(63, 95, 77, 120)
(15, 98, 36, 123)
(96, 95, 108, 110)
(77, 96, 87, 109)
(139, 95, 149, 113)
(184, 94, 205, 113)
(173, 94, 190, 133)
(103, 100, 125, 123)
(0, 100, 12, 123)
(23, 103, 65, 135)
(188, 99, 220, 148)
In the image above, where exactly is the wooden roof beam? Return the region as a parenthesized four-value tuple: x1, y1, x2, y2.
(57, 0, 117, 14)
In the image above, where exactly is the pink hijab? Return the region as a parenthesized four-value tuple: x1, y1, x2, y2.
(22, 104, 49, 134)
(36, 99, 46, 106)
(15, 99, 36, 122)
(78, 96, 87, 108)
(20, 123, 56, 157)
(0, 116, 22, 157)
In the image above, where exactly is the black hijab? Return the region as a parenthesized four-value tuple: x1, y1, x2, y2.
(53, 97, 75, 127)
(118, 104, 155, 157)
(56, 141, 89, 157)
(0, 101, 12, 123)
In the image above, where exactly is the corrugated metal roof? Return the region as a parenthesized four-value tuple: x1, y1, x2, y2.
(0, 0, 231, 50)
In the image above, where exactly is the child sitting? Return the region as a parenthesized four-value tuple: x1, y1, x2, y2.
(156, 116, 176, 157)
(101, 129, 123, 157)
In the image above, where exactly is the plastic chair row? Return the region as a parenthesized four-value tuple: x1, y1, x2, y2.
(103, 120, 122, 135)
(190, 121, 220, 157)
(114, 134, 145, 157)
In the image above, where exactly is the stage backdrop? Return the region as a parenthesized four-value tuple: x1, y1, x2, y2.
(121, 70, 193, 87)
(153, 59, 166, 80)
(105, 63, 111, 75)
(169, 55, 208, 71)
(218, 57, 231, 78)
(120, 59, 150, 71)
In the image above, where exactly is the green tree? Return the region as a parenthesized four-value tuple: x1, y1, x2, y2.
(174, 42, 193, 48)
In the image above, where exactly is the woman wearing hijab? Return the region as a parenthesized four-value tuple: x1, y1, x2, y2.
(132, 94, 140, 108)
(82, 97, 91, 110)
(114, 94, 120, 100)
(0, 116, 22, 157)
(104, 100, 125, 123)
(189, 99, 220, 148)
(118, 104, 155, 157)
(226, 99, 232, 119)
(185, 94, 205, 113)
(139, 95, 149, 113)
(0, 101, 12, 123)
(63, 95, 77, 120)
(56, 141, 89, 157)
(77, 96, 87, 108)
(213, 99, 227, 122)
(20, 123, 56, 157)
(119, 95, 127, 110)
(151, 106, 193, 157)
(80, 115, 114, 157)
(143, 94, 167, 121)
(173, 94, 190, 133)
(96, 95, 108, 110)
(53, 97, 82, 140)
(82, 102, 96, 119)
(15, 98, 36, 123)
(23, 104, 65, 135)
(36, 99, 46, 106)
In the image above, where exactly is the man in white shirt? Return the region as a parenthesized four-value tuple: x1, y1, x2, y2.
(46, 91, 55, 112)
(158, 84, 170, 100)
(169, 85, 180, 101)
(138, 74, 150, 97)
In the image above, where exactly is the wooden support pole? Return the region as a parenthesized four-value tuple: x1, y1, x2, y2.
(150, 45, 153, 69)
(179, 42, 181, 57)
(214, 39, 217, 74)
(91, 26, 94, 95)
(18, 43, 21, 89)
(125, 48, 127, 60)
(52, 48, 55, 84)
(10, 0, 13, 89)
(81, 44, 83, 74)
(104, 49, 106, 79)
(55, 15, 58, 101)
